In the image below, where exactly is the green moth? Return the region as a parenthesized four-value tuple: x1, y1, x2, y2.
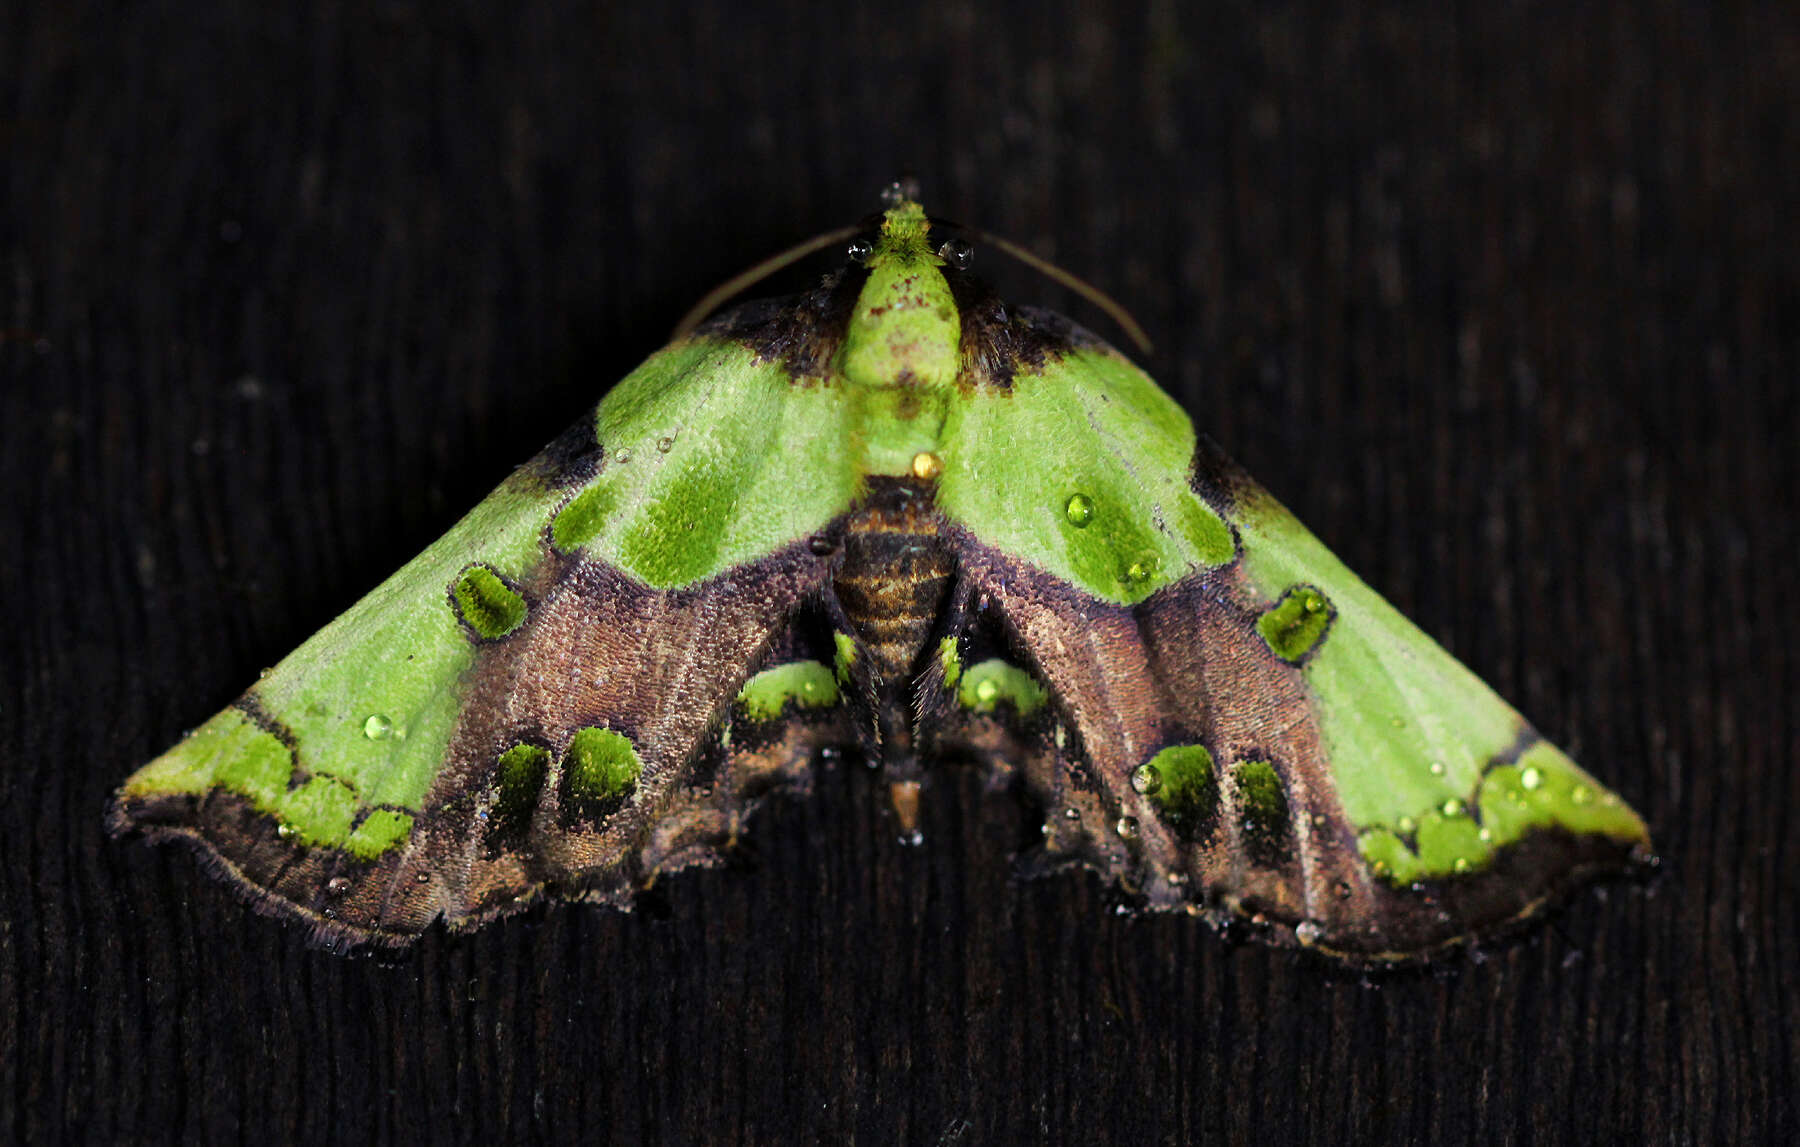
(111, 187, 1651, 963)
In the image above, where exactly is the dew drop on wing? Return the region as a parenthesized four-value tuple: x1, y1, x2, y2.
(1064, 493, 1095, 527)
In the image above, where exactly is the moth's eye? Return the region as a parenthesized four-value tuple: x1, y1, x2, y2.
(937, 238, 973, 270)
(846, 238, 874, 263)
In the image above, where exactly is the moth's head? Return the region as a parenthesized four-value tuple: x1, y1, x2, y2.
(839, 186, 962, 391)
(669, 180, 1149, 388)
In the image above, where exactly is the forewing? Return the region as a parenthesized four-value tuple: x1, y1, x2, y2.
(112, 336, 858, 947)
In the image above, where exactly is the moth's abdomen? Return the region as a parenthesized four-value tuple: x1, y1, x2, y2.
(833, 477, 956, 682)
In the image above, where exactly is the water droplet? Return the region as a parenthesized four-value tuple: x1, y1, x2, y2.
(1125, 557, 1156, 583)
(1130, 763, 1162, 796)
(879, 180, 912, 207)
(1371, 860, 1391, 879)
(258, 666, 272, 680)
(808, 535, 836, 555)
(910, 451, 943, 480)
(414, 871, 430, 885)
(657, 434, 676, 453)
(801, 679, 816, 696)
(326, 876, 352, 896)
(615, 447, 633, 464)
(1333, 880, 1352, 900)
(974, 678, 998, 704)
(847, 238, 875, 261)
(899, 828, 924, 847)
(1063, 492, 1095, 527)
(1396, 815, 1417, 835)
(1428, 760, 1446, 777)
(1063, 806, 1082, 821)
(1303, 591, 1326, 613)
(1115, 816, 1140, 839)
(1453, 857, 1472, 874)
(1440, 797, 1465, 817)
(1571, 783, 1594, 805)
(276, 823, 296, 840)
(321, 906, 337, 920)
(1294, 920, 1322, 946)
(363, 714, 394, 740)
(1167, 871, 1188, 886)
(1520, 765, 1544, 791)
(1477, 827, 1493, 843)
(937, 237, 973, 270)
(1311, 812, 1329, 829)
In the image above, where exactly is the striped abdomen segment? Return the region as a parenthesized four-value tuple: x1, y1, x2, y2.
(833, 479, 956, 684)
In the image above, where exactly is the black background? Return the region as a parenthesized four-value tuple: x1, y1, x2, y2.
(3, 3, 1794, 1143)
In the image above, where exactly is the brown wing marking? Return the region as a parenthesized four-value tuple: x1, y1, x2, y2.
(938, 541, 1422, 953)
(349, 540, 842, 942)
(946, 530, 1643, 961)
(1132, 566, 1384, 945)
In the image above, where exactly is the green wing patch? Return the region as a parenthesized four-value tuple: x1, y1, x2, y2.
(551, 340, 862, 586)
(936, 347, 1236, 604)
(736, 661, 841, 721)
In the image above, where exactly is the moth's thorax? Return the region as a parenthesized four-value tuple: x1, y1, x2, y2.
(833, 477, 955, 683)
(839, 201, 960, 391)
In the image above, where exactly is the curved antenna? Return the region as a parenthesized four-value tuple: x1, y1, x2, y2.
(967, 228, 1154, 355)
(670, 224, 862, 339)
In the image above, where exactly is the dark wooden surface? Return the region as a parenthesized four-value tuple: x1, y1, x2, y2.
(3, 3, 1794, 1143)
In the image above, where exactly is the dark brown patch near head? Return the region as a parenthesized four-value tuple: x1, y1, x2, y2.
(696, 244, 1111, 393)
(946, 268, 1099, 389)
(699, 266, 870, 381)
(522, 409, 606, 489)
(1189, 434, 1260, 517)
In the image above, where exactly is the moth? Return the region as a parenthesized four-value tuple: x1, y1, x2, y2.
(112, 187, 1651, 963)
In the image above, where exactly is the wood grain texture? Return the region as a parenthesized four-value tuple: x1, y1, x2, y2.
(2, 1, 1793, 1142)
